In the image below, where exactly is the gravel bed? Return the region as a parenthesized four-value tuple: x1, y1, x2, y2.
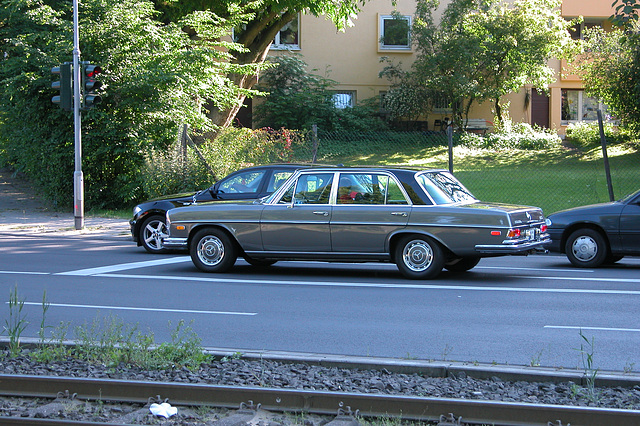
(2, 352, 640, 412)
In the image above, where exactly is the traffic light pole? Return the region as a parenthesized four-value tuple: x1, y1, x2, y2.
(72, 0, 84, 230)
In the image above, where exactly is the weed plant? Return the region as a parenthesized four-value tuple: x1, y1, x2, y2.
(2, 285, 28, 357)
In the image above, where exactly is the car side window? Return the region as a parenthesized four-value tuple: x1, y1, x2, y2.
(267, 170, 294, 192)
(337, 173, 385, 205)
(293, 173, 334, 204)
(384, 176, 409, 205)
(219, 171, 265, 194)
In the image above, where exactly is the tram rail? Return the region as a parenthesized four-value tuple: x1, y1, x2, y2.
(0, 374, 639, 425)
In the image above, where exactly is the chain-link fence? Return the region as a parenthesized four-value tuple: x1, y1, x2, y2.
(310, 129, 639, 215)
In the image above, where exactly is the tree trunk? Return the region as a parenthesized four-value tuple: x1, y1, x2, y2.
(208, 10, 297, 134)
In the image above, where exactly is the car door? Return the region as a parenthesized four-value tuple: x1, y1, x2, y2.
(330, 172, 410, 253)
(620, 194, 640, 253)
(260, 172, 334, 252)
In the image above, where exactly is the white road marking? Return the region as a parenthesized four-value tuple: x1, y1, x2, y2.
(17, 302, 256, 316)
(56, 257, 190, 276)
(0, 271, 49, 275)
(545, 325, 640, 333)
(477, 266, 594, 273)
(97, 273, 640, 295)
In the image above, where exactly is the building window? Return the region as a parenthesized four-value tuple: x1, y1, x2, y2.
(271, 15, 299, 50)
(568, 20, 602, 40)
(561, 89, 607, 123)
(332, 91, 355, 109)
(380, 14, 411, 50)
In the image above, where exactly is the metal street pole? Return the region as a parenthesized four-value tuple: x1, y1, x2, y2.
(72, 0, 84, 230)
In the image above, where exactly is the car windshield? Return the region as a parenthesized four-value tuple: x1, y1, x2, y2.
(416, 171, 477, 205)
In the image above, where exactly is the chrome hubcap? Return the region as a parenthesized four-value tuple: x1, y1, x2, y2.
(571, 235, 598, 262)
(403, 240, 433, 272)
(197, 236, 225, 266)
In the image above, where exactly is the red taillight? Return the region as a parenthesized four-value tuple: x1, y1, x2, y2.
(507, 228, 521, 238)
(541, 224, 548, 233)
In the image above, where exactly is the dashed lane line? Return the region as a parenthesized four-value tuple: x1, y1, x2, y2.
(55, 257, 191, 276)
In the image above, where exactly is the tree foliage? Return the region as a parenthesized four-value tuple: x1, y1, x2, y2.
(384, 0, 576, 126)
(254, 54, 387, 132)
(154, 0, 368, 130)
(578, 10, 640, 133)
(0, 0, 253, 208)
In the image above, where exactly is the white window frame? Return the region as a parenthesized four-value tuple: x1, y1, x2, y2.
(271, 14, 300, 51)
(561, 89, 608, 125)
(379, 14, 411, 51)
(332, 91, 356, 109)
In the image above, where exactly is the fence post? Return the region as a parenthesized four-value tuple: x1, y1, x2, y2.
(597, 110, 615, 202)
(447, 120, 454, 173)
(311, 124, 318, 164)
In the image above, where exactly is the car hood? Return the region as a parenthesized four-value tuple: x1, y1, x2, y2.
(146, 191, 198, 203)
(548, 201, 621, 219)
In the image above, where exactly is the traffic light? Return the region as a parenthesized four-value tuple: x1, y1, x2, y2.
(81, 62, 102, 109)
(51, 62, 72, 111)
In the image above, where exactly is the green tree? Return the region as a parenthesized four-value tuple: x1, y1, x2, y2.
(0, 0, 253, 208)
(154, 0, 368, 130)
(393, 0, 575, 126)
(578, 26, 640, 133)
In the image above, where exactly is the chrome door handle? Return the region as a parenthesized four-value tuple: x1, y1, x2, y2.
(313, 211, 329, 216)
(391, 212, 407, 217)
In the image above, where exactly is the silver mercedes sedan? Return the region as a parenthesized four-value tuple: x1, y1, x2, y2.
(163, 167, 550, 279)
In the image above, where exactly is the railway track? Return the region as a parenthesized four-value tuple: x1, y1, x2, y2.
(0, 374, 639, 425)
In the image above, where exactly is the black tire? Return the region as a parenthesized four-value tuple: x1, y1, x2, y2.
(139, 215, 168, 254)
(605, 254, 624, 265)
(190, 228, 237, 273)
(445, 256, 481, 273)
(395, 235, 444, 280)
(243, 256, 277, 267)
(565, 228, 608, 268)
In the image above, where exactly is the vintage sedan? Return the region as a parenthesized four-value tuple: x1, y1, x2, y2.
(130, 164, 307, 253)
(545, 189, 640, 267)
(163, 167, 550, 279)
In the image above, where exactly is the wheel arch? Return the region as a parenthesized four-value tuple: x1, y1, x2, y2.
(388, 231, 454, 263)
(187, 224, 242, 253)
(560, 222, 611, 255)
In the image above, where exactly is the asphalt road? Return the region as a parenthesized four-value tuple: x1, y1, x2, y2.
(0, 231, 639, 374)
(2, 169, 639, 374)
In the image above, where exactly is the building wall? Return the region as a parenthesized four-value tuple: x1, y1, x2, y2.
(266, 0, 615, 134)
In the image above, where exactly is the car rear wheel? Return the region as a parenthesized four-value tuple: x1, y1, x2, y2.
(565, 228, 608, 268)
(395, 235, 444, 280)
(444, 257, 481, 273)
(140, 215, 168, 254)
(190, 228, 237, 273)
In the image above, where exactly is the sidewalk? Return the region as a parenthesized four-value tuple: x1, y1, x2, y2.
(0, 168, 131, 240)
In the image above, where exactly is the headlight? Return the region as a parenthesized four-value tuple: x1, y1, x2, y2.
(545, 218, 552, 227)
(133, 206, 142, 216)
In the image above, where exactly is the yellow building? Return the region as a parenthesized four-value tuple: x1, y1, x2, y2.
(258, 0, 615, 135)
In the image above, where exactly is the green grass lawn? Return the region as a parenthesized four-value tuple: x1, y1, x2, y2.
(318, 140, 640, 215)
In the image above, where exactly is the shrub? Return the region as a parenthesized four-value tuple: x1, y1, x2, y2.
(138, 127, 312, 200)
(459, 120, 561, 150)
(565, 121, 624, 150)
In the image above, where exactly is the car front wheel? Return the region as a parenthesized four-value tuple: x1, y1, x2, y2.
(190, 228, 237, 273)
(140, 215, 168, 254)
(565, 228, 608, 268)
(395, 235, 444, 280)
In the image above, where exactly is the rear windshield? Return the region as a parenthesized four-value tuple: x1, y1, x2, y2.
(416, 171, 477, 204)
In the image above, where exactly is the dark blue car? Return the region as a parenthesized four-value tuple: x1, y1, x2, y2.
(545, 189, 640, 267)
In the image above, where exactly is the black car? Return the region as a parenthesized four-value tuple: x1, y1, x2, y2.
(130, 164, 308, 253)
(545, 189, 640, 267)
